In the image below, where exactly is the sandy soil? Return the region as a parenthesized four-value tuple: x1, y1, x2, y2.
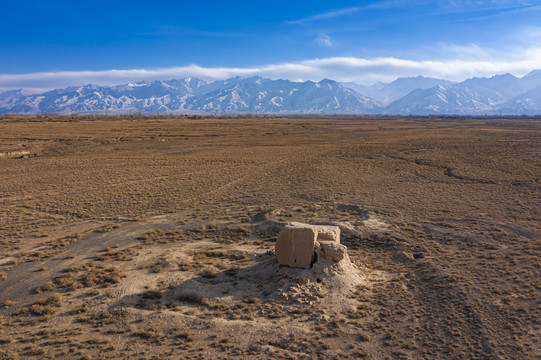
(0, 115, 539, 359)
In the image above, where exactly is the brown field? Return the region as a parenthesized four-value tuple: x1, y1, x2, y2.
(0, 115, 539, 359)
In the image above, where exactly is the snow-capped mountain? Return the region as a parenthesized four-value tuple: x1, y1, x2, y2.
(499, 86, 541, 115)
(383, 71, 541, 115)
(340, 81, 385, 103)
(384, 85, 496, 115)
(0, 89, 35, 112)
(185, 77, 380, 113)
(0, 77, 381, 115)
(1, 71, 540, 115)
(342, 76, 454, 105)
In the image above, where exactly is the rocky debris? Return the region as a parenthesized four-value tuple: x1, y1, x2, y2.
(0, 150, 31, 158)
(275, 222, 345, 269)
(394, 250, 415, 262)
(317, 241, 347, 263)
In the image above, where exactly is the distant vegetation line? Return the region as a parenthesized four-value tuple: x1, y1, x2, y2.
(2, 113, 541, 123)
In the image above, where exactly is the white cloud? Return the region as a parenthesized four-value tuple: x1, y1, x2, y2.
(285, 0, 436, 25)
(314, 34, 334, 48)
(2, 47, 541, 92)
(436, 43, 491, 60)
(454, 3, 541, 22)
(515, 25, 541, 44)
(286, 0, 537, 26)
(287, 6, 361, 25)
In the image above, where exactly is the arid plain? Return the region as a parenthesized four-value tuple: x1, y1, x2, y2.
(0, 116, 539, 359)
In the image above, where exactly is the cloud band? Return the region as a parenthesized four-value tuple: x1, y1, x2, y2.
(2, 54, 541, 93)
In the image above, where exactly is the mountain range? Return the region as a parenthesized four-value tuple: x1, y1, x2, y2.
(1, 70, 541, 115)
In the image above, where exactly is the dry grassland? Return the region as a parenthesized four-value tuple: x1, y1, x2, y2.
(0, 116, 539, 359)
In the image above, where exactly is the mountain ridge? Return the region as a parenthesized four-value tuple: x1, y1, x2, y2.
(1, 71, 540, 115)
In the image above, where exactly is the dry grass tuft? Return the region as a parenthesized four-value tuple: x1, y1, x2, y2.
(76, 310, 116, 327)
(94, 246, 138, 262)
(45, 262, 125, 292)
(0, 349, 19, 360)
(198, 266, 219, 278)
(18, 294, 63, 316)
(2, 300, 17, 308)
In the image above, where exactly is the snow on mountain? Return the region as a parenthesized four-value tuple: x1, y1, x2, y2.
(384, 85, 496, 115)
(184, 77, 381, 114)
(340, 82, 385, 103)
(0, 89, 29, 109)
(519, 70, 541, 93)
(499, 86, 541, 115)
(343, 76, 453, 105)
(1, 71, 540, 115)
(384, 72, 541, 115)
(0, 79, 209, 115)
(0, 77, 381, 115)
(457, 73, 527, 104)
(378, 76, 454, 105)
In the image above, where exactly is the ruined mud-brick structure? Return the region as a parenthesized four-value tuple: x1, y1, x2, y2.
(275, 222, 349, 269)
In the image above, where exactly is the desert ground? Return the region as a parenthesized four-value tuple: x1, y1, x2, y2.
(0, 115, 539, 359)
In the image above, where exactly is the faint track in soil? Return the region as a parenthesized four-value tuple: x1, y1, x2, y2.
(0, 211, 191, 310)
(385, 154, 499, 185)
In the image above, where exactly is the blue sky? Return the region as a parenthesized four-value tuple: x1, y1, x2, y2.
(2, 0, 541, 91)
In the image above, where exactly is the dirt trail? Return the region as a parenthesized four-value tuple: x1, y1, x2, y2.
(0, 212, 189, 308)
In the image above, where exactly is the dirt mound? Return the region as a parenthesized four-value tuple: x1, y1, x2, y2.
(115, 245, 367, 314)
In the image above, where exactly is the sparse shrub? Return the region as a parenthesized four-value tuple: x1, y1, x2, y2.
(70, 303, 89, 314)
(0, 349, 19, 360)
(82, 266, 123, 287)
(358, 331, 371, 341)
(148, 257, 170, 273)
(243, 297, 260, 304)
(199, 266, 218, 278)
(85, 336, 108, 344)
(177, 257, 193, 271)
(94, 224, 121, 233)
(175, 330, 194, 342)
(94, 247, 137, 262)
(25, 294, 62, 316)
(224, 268, 238, 277)
(178, 292, 203, 304)
(53, 271, 81, 291)
(25, 346, 47, 356)
(141, 290, 161, 300)
(36, 281, 55, 293)
(76, 311, 115, 327)
(45, 263, 126, 291)
(138, 228, 166, 244)
(86, 289, 100, 296)
(3, 300, 16, 308)
(266, 304, 286, 319)
(132, 328, 164, 343)
(37, 294, 62, 306)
